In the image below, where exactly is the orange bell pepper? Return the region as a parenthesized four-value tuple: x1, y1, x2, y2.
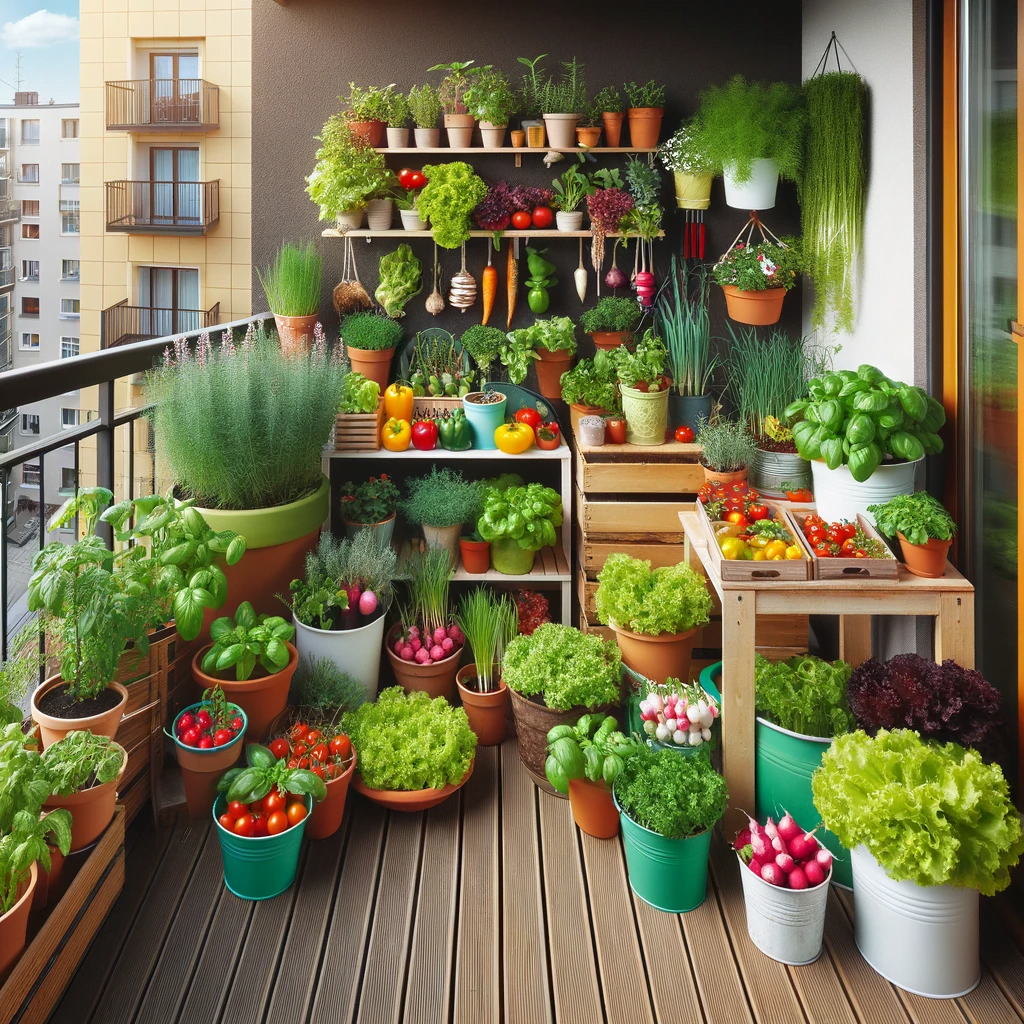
(384, 381, 414, 423)
(381, 417, 412, 451)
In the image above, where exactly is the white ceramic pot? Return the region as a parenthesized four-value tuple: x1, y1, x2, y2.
(542, 113, 581, 148)
(386, 127, 410, 148)
(293, 614, 386, 703)
(810, 457, 922, 525)
(399, 208, 428, 231)
(479, 122, 507, 149)
(414, 127, 441, 148)
(851, 845, 979, 998)
(366, 199, 394, 231)
(335, 209, 363, 231)
(555, 211, 584, 232)
(723, 158, 780, 210)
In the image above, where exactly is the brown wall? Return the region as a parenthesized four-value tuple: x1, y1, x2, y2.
(252, 0, 804, 380)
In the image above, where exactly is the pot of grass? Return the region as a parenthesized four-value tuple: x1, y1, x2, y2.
(455, 589, 518, 746)
(867, 492, 956, 578)
(340, 310, 403, 391)
(257, 241, 322, 357)
(696, 419, 757, 486)
(400, 467, 482, 568)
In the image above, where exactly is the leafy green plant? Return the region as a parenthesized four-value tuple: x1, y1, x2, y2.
(0, 723, 51, 831)
(343, 83, 391, 121)
(559, 351, 620, 411)
(429, 60, 480, 115)
(812, 729, 1024, 895)
(399, 547, 456, 643)
(456, 588, 518, 693)
(341, 310, 403, 352)
(340, 474, 399, 525)
(342, 686, 477, 790)
(867, 492, 956, 546)
(623, 80, 665, 109)
(477, 482, 562, 552)
(218, 742, 326, 805)
(306, 118, 395, 220)
(385, 89, 411, 128)
(0, 807, 71, 914)
(595, 553, 711, 636)
(203, 602, 294, 681)
(0, 623, 42, 725)
(408, 84, 442, 128)
(405, 331, 475, 396)
(726, 325, 809, 438)
(657, 259, 715, 398)
(257, 241, 322, 318)
(508, 316, 577, 357)
(692, 75, 805, 183)
(463, 68, 519, 125)
(289, 656, 367, 717)
(338, 371, 380, 414)
(696, 419, 757, 473)
(552, 162, 594, 213)
(614, 329, 667, 390)
(659, 120, 714, 175)
(460, 324, 506, 379)
(712, 237, 802, 293)
(499, 327, 539, 385)
(42, 731, 125, 796)
(502, 624, 622, 711)
(614, 746, 728, 839)
(375, 244, 422, 319)
(591, 85, 624, 114)
(400, 466, 482, 530)
(755, 653, 854, 737)
(540, 58, 586, 114)
(517, 54, 548, 119)
(785, 363, 946, 482)
(544, 714, 640, 794)
(581, 297, 640, 334)
(417, 162, 488, 249)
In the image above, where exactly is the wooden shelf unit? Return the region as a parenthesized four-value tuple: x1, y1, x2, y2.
(372, 144, 659, 168)
(322, 228, 664, 240)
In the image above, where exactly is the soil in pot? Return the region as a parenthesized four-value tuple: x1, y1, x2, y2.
(33, 678, 128, 749)
(36, 682, 122, 720)
(568, 777, 619, 839)
(897, 534, 951, 578)
(456, 666, 507, 746)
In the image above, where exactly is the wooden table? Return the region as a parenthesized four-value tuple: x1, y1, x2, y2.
(680, 511, 976, 833)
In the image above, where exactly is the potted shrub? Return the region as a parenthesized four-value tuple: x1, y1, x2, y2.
(692, 76, 805, 210)
(696, 419, 758, 485)
(476, 481, 563, 576)
(409, 84, 443, 147)
(256, 240, 322, 356)
(339, 473, 400, 543)
(387, 548, 465, 701)
(342, 82, 390, 147)
(592, 85, 625, 146)
(580, 296, 640, 350)
(712, 233, 802, 326)
(343, 687, 477, 811)
(517, 53, 547, 146)
(551, 163, 594, 232)
(544, 714, 640, 839)
(540, 58, 586, 148)
(660, 120, 715, 210)
(384, 88, 411, 148)
(623, 79, 666, 148)
(400, 466, 482, 566)
(429, 60, 480, 147)
(866, 492, 956, 577)
(812, 729, 1024, 997)
(595, 553, 712, 685)
(455, 589, 518, 746)
(214, 744, 326, 900)
(192, 602, 298, 742)
(785, 363, 946, 522)
(464, 67, 518, 149)
(615, 329, 670, 445)
(146, 327, 342, 626)
(460, 324, 506, 383)
(288, 655, 368, 722)
(502, 624, 622, 784)
(507, 316, 577, 400)
(340, 309, 403, 389)
(560, 350, 620, 427)
(417, 162, 488, 249)
(284, 531, 399, 702)
(754, 653, 855, 887)
(41, 731, 126, 852)
(613, 745, 728, 911)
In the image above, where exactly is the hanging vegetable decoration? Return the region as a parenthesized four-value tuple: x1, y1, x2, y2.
(448, 242, 478, 311)
(604, 239, 628, 292)
(575, 239, 588, 303)
(506, 244, 518, 329)
(524, 247, 558, 315)
(482, 239, 498, 324)
(426, 242, 445, 316)
(332, 234, 373, 315)
(374, 243, 423, 318)
(586, 186, 634, 273)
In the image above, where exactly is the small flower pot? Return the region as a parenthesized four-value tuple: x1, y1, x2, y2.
(577, 415, 606, 447)
(414, 127, 441, 148)
(0, 863, 36, 977)
(673, 171, 713, 211)
(365, 198, 394, 231)
(555, 210, 584, 232)
(386, 625, 461, 702)
(444, 113, 475, 148)
(543, 113, 581, 148)
(456, 666, 508, 746)
(422, 522, 462, 567)
(533, 348, 573, 400)
(721, 285, 787, 326)
(305, 751, 356, 840)
(463, 391, 507, 450)
(608, 621, 699, 686)
(347, 119, 384, 147)
(620, 383, 669, 445)
(897, 533, 952, 578)
(399, 208, 429, 231)
(626, 107, 664, 148)
(171, 701, 247, 820)
(44, 745, 127, 851)
(342, 511, 396, 546)
(386, 126, 410, 148)
(576, 126, 602, 147)
(723, 158, 779, 210)
(701, 465, 748, 487)
(510, 129, 526, 147)
(335, 209, 363, 231)
(345, 344, 395, 391)
(273, 313, 319, 357)
(459, 537, 490, 574)
(568, 777, 619, 839)
(588, 330, 633, 350)
(479, 121, 507, 149)
(602, 112, 625, 147)
(489, 538, 537, 576)
(32, 676, 128, 750)
(525, 122, 547, 148)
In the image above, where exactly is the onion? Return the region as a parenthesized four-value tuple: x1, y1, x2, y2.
(605, 266, 628, 289)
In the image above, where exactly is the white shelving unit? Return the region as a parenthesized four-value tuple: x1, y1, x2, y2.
(322, 228, 664, 241)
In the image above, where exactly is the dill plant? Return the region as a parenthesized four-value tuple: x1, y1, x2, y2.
(400, 467, 481, 529)
(257, 241, 322, 317)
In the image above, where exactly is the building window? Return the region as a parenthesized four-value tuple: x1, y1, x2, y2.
(21, 224, 39, 240)
(61, 408, 80, 428)
(60, 337, 79, 358)
(60, 200, 79, 234)
(61, 164, 79, 184)
(61, 259, 79, 281)
(20, 261, 38, 281)
(59, 298, 80, 318)
(19, 165, 38, 183)
(61, 119, 79, 139)
(20, 333, 39, 349)
(60, 467, 76, 492)
(21, 298, 39, 317)
(21, 463, 40, 487)
(20, 120, 39, 145)
(20, 414, 39, 435)
(21, 200, 39, 217)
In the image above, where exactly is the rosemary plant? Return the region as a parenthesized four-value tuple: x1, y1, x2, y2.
(656, 257, 716, 398)
(456, 588, 518, 693)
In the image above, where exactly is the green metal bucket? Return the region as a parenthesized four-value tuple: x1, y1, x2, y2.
(625, 664, 722, 756)
(613, 790, 712, 912)
(213, 794, 311, 900)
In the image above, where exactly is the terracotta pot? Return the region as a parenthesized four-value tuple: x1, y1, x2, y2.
(444, 113, 475, 148)
(533, 348, 573, 400)
(479, 122, 507, 149)
(273, 313, 319, 356)
(386, 625, 461, 702)
(0, 863, 36, 978)
(576, 126, 602, 147)
(352, 761, 473, 812)
(459, 537, 490, 574)
(701, 465, 749, 487)
(32, 677, 128, 749)
(191, 643, 298, 743)
(31, 836, 64, 913)
(172, 702, 247, 818)
(305, 750, 357, 839)
(602, 111, 625, 147)
(346, 344, 395, 391)
(414, 127, 441, 147)
(510, 129, 526, 147)
(608, 621, 699, 686)
(568, 777, 620, 839)
(348, 118, 384, 147)
(589, 331, 633, 351)
(897, 533, 951, 578)
(626, 107, 664, 148)
(721, 285, 787, 326)
(456, 666, 507, 746)
(44, 746, 126, 852)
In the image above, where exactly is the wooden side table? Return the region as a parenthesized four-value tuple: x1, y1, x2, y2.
(680, 511, 976, 833)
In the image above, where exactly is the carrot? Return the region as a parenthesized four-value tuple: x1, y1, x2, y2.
(481, 242, 497, 325)
(506, 244, 518, 330)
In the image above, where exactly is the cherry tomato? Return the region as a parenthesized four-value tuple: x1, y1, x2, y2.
(298, 757, 310, 769)
(408, 170, 427, 190)
(397, 168, 416, 189)
(311, 743, 330, 763)
(231, 717, 244, 731)
(674, 424, 695, 443)
(804, 514, 826, 530)
(807, 526, 826, 546)
(841, 522, 858, 541)
(311, 765, 326, 780)
(198, 735, 214, 749)
(305, 729, 322, 745)
(227, 800, 248, 819)
(292, 743, 307, 758)
(213, 729, 233, 747)
(531, 205, 553, 228)
(287, 758, 299, 770)
(196, 710, 213, 731)
(827, 524, 846, 545)
(605, 417, 626, 444)
(515, 408, 542, 430)
(269, 738, 290, 761)
(233, 814, 255, 838)
(511, 210, 531, 229)
(181, 726, 201, 747)
(262, 789, 287, 816)
(747, 503, 769, 521)
(841, 538, 858, 556)
(288, 722, 307, 742)
(725, 511, 749, 527)
(287, 802, 307, 827)
(251, 813, 269, 838)
(176, 712, 195, 734)
(218, 813, 235, 831)
(327, 763, 341, 780)
(329, 734, 352, 759)
(267, 811, 289, 835)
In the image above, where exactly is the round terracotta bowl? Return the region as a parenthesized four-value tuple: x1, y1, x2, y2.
(352, 761, 474, 812)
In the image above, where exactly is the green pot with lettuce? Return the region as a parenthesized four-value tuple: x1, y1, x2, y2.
(476, 482, 563, 575)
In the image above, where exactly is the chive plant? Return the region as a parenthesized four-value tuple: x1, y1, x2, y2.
(257, 241, 322, 317)
(404, 548, 455, 640)
(725, 325, 807, 439)
(456, 588, 518, 693)
(656, 257, 716, 398)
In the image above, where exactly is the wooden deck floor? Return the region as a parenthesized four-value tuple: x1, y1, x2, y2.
(50, 740, 1024, 1024)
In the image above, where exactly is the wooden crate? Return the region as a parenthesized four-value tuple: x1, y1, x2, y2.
(412, 395, 463, 419)
(0, 807, 125, 1024)
(576, 485, 693, 540)
(576, 524, 688, 579)
(575, 443, 705, 495)
(783, 508, 899, 581)
(334, 397, 385, 452)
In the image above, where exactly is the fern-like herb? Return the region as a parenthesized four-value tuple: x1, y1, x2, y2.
(289, 656, 367, 716)
(400, 467, 482, 529)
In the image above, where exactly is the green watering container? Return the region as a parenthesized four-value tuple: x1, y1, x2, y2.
(614, 789, 713, 912)
(213, 794, 312, 900)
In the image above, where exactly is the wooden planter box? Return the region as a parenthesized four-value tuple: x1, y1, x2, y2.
(411, 395, 463, 420)
(783, 508, 899, 581)
(334, 398, 385, 452)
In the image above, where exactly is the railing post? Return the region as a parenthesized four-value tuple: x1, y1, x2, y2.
(1, 466, 8, 660)
(96, 379, 115, 548)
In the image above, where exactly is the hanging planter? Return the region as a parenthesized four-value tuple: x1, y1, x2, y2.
(723, 159, 780, 210)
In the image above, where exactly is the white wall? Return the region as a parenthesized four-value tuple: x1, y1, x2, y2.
(802, 0, 928, 386)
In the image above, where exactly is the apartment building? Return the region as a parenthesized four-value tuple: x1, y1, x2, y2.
(0, 94, 80, 513)
(0, 112, 17, 460)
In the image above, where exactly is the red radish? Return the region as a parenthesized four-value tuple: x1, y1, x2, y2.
(733, 827, 752, 851)
(433, 627, 448, 645)
(760, 862, 786, 887)
(788, 831, 820, 862)
(748, 858, 763, 875)
(775, 853, 795, 874)
(414, 647, 431, 665)
(448, 624, 463, 644)
(771, 835, 789, 856)
(749, 827, 771, 860)
(815, 848, 833, 870)
(400, 645, 414, 661)
(393, 640, 405, 656)
(359, 590, 378, 616)
(410, 637, 422, 653)
(804, 860, 826, 887)
(777, 811, 803, 842)
(429, 644, 445, 661)
(764, 817, 780, 841)
(787, 867, 809, 890)
(407, 625, 420, 639)
(441, 637, 455, 652)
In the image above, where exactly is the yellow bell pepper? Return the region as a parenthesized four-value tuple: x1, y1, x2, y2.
(381, 417, 412, 451)
(384, 381, 414, 424)
(785, 544, 803, 560)
(494, 421, 535, 454)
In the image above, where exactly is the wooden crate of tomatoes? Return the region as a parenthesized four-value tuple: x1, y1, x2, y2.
(785, 509, 899, 581)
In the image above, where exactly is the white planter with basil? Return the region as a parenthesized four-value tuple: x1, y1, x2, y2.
(810, 458, 921, 524)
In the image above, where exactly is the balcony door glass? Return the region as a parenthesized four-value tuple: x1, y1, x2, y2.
(150, 53, 200, 125)
(138, 267, 199, 336)
(151, 148, 199, 225)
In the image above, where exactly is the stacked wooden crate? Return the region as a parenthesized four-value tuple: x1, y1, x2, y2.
(573, 432, 808, 672)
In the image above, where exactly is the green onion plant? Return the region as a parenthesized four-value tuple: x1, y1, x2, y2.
(656, 257, 716, 398)
(725, 325, 808, 438)
(256, 241, 322, 317)
(456, 588, 518, 693)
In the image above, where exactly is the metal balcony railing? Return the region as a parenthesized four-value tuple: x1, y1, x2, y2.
(101, 300, 222, 349)
(0, 247, 11, 290)
(105, 79, 220, 132)
(105, 180, 220, 235)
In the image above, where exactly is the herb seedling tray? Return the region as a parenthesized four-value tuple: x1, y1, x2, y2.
(783, 508, 899, 581)
(334, 397, 385, 452)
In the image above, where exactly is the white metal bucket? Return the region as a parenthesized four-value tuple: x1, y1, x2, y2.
(738, 853, 831, 964)
(723, 158, 779, 210)
(293, 614, 386, 702)
(851, 845, 979, 998)
(810, 457, 921, 525)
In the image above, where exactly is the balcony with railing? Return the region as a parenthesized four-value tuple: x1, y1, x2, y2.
(0, 246, 11, 290)
(105, 79, 220, 132)
(101, 299, 222, 348)
(105, 179, 220, 235)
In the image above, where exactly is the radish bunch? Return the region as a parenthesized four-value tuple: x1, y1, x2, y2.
(638, 682, 719, 748)
(393, 623, 464, 664)
(734, 811, 832, 889)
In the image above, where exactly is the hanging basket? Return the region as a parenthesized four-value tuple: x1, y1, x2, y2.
(673, 171, 713, 210)
(716, 214, 795, 326)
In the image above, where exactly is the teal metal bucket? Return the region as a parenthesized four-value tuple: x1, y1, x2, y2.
(626, 664, 722, 756)
(463, 394, 507, 450)
(213, 794, 311, 900)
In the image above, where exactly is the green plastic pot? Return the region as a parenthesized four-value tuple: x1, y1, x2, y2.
(213, 793, 312, 900)
(490, 538, 537, 575)
(614, 789, 712, 913)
